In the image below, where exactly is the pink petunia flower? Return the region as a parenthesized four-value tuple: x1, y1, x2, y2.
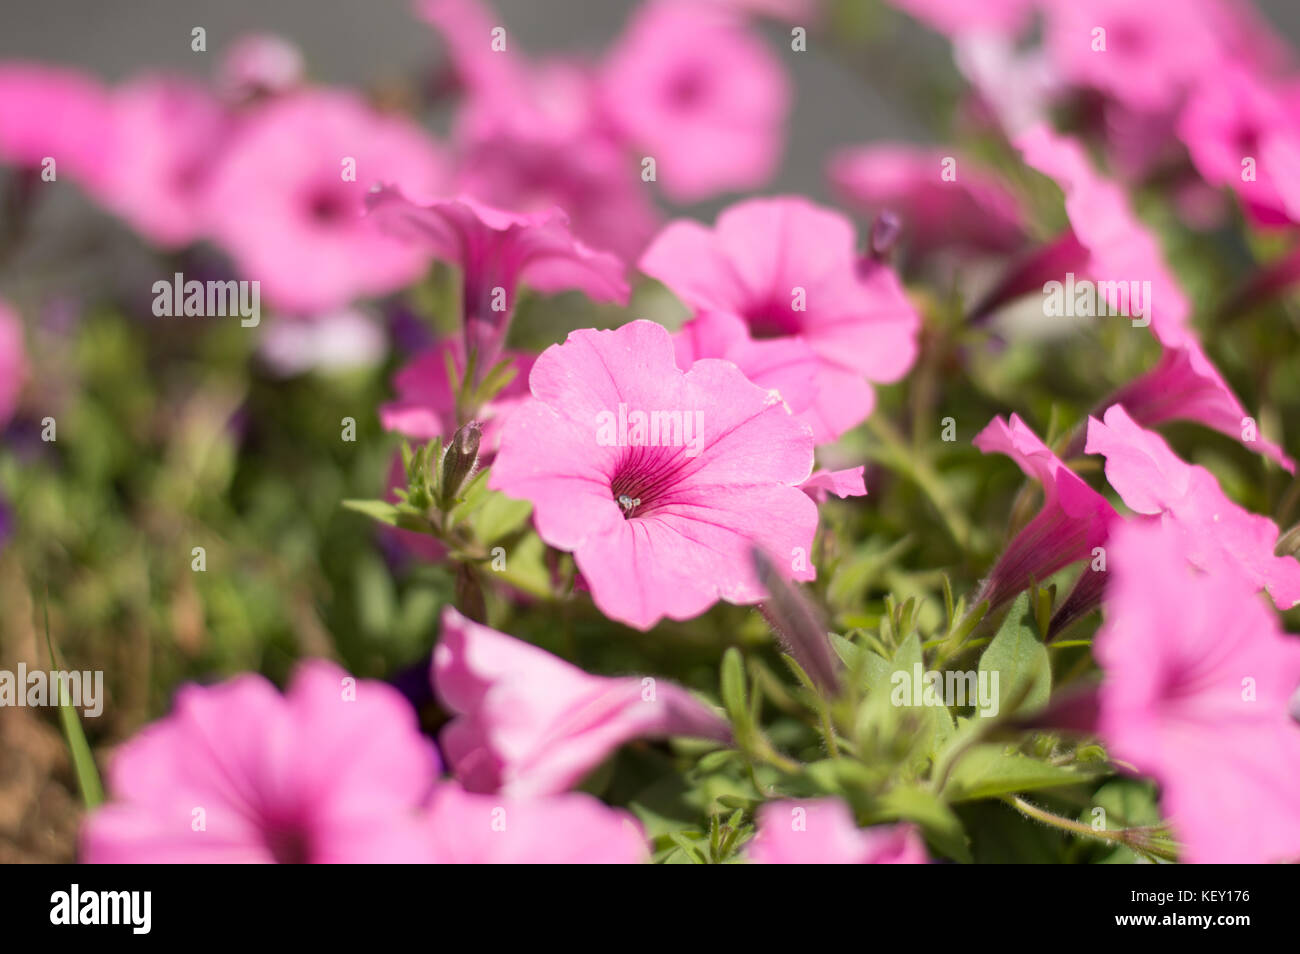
(639, 197, 920, 443)
(81, 661, 440, 863)
(973, 414, 1117, 612)
(1104, 340, 1294, 472)
(418, 0, 660, 260)
(432, 607, 730, 795)
(1095, 520, 1300, 864)
(952, 33, 1063, 138)
(423, 783, 647, 863)
(203, 89, 451, 314)
(258, 307, 387, 377)
(0, 299, 26, 428)
(1041, 0, 1221, 112)
(1180, 64, 1300, 228)
(827, 144, 1026, 258)
(89, 75, 229, 248)
(366, 187, 629, 373)
(0, 63, 113, 185)
(453, 118, 660, 263)
(1015, 123, 1191, 347)
(488, 319, 819, 629)
(599, 0, 790, 203)
(748, 799, 927, 864)
(1086, 404, 1300, 609)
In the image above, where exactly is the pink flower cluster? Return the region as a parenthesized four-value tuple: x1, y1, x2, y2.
(22, 0, 1300, 867)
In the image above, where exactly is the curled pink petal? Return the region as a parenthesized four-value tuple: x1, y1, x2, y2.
(432, 607, 730, 796)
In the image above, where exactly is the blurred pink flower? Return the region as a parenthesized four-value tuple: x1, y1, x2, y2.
(0, 299, 26, 427)
(432, 607, 729, 795)
(599, 0, 790, 203)
(953, 34, 1063, 137)
(1016, 123, 1191, 347)
(217, 33, 305, 103)
(639, 197, 919, 443)
(258, 307, 387, 377)
(1203, 0, 1295, 76)
(380, 338, 534, 454)
(1105, 341, 1294, 472)
(82, 661, 439, 863)
(973, 414, 1117, 612)
(419, 0, 660, 260)
(828, 144, 1026, 257)
(1178, 66, 1300, 227)
(0, 63, 113, 184)
(748, 799, 927, 864)
(800, 467, 867, 502)
(424, 783, 647, 863)
(1042, 0, 1220, 112)
(1087, 404, 1300, 609)
(489, 320, 818, 629)
(1095, 520, 1300, 864)
(204, 89, 451, 314)
(366, 187, 628, 372)
(454, 123, 660, 263)
(90, 75, 229, 247)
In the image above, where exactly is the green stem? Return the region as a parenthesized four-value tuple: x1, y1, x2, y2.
(865, 414, 972, 549)
(1005, 795, 1179, 862)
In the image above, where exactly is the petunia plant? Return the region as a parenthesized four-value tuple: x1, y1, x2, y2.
(4, 0, 1300, 867)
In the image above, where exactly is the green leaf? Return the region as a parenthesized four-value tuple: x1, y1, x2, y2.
(341, 499, 402, 527)
(857, 632, 954, 767)
(978, 591, 1051, 716)
(472, 491, 533, 545)
(720, 648, 751, 740)
(942, 744, 1098, 802)
(489, 532, 552, 598)
(666, 831, 707, 864)
(42, 599, 103, 809)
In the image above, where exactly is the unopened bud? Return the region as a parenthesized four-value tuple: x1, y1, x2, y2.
(440, 421, 482, 505)
(869, 210, 902, 261)
(751, 548, 840, 694)
(1275, 522, 1300, 559)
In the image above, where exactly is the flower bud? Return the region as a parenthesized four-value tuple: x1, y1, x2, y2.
(752, 548, 840, 694)
(440, 421, 482, 505)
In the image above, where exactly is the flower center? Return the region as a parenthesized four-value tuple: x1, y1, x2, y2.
(609, 447, 695, 520)
(306, 187, 353, 226)
(745, 302, 802, 340)
(666, 67, 707, 108)
(265, 822, 313, 864)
